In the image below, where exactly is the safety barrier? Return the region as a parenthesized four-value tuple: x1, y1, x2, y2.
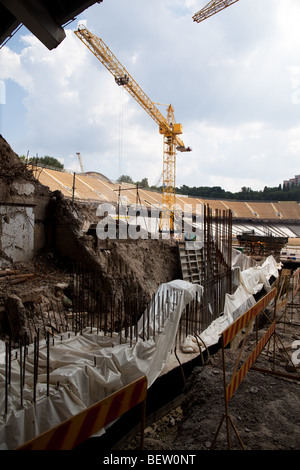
(292, 267, 300, 297)
(275, 269, 291, 315)
(212, 286, 300, 449)
(17, 375, 147, 450)
(282, 267, 300, 326)
(212, 289, 277, 449)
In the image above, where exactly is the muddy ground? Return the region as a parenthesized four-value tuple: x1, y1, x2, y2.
(126, 297, 300, 451)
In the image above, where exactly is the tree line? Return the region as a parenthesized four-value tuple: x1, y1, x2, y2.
(117, 175, 300, 201)
(19, 155, 64, 170)
(175, 184, 300, 201)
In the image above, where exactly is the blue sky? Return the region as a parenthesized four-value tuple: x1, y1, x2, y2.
(1, 0, 300, 192)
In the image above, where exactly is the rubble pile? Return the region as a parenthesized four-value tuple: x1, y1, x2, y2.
(0, 135, 32, 187)
(0, 255, 72, 342)
(0, 134, 50, 201)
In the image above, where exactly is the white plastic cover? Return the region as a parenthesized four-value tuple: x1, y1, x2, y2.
(0, 280, 202, 450)
(187, 254, 280, 352)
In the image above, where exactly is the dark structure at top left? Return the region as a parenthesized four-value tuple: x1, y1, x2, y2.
(0, 0, 102, 50)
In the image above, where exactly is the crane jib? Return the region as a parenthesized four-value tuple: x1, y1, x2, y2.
(75, 27, 181, 137)
(74, 26, 192, 233)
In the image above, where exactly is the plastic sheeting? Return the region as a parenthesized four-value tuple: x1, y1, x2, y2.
(0, 279, 202, 450)
(188, 254, 281, 353)
(232, 248, 257, 271)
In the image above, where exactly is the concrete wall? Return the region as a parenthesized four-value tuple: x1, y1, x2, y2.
(0, 181, 51, 266)
(0, 204, 35, 265)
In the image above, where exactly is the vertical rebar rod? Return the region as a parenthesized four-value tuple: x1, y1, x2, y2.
(119, 299, 122, 344)
(111, 295, 114, 337)
(22, 333, 27, 387)
(33, 335, 37, 403)
(46, 330, 50, 396)
(157, 293, 161, 333)
(135, 296, 138, 343)
(19, 341, 23, 409)
(97, 293, 101, 334)
(147, 299, 150, 340)
(153, 292, 156, 339)
(104, 295, 108, 335)
(75, 264, 79, 334)
(130, 299, 133, 347)
(33, 330, 39, 404)
(142, 296, 145, 341)
(8, 336, 11, 385)
(5, 341, 8, 415)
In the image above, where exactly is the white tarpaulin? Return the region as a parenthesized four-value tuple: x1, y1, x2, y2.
(239, 256, 281, 295)
(182, 254, 281, 353)
(232, 248, 257, 271)
(0, 279, 202, 450)
(198, 255, 280, 351)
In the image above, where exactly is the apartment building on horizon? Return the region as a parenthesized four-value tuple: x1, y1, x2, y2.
(283, 174, 300, 188)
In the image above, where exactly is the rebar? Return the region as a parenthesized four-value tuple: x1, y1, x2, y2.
(46, 330, 50, 396)
(19, 341, 23, 409)
(5, 341, 8, 415)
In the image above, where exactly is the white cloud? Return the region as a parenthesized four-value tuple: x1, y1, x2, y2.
(0, 45, 33, 91)
(0, 0, 300, 192)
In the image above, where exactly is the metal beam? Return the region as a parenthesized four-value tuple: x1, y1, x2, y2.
(193, 0, 240, 23)
(0, 0, 66, 49)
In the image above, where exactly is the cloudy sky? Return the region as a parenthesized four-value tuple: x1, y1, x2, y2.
(0, 0, 300, 192)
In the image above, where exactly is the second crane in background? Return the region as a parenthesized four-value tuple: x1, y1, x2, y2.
(193, 0, 240, 23)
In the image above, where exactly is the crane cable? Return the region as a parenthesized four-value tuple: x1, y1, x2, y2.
(118, 87, 124, 178)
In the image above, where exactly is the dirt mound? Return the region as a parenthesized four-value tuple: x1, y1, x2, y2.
(53, 191, 182, 306)
(0, 134, 51, 197)
(0, 135, 34, 187)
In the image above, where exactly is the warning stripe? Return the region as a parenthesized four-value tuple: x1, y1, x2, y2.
(222, 288, 277, 347)
(293, 268, 300, 296)
(226, 321, 276, 403)
(17, 375, 147, 450)
(275, 298, 288, 313)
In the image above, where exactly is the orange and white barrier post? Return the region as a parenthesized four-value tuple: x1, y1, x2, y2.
(17, 375, 147, 450)
(211, 289, 277, 450)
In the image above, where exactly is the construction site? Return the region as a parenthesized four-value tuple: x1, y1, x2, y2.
(0, 0, 300, 455)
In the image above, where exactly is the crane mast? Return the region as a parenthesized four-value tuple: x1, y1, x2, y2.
(74, 26, 191, 233)
(193, 0, 240, 23)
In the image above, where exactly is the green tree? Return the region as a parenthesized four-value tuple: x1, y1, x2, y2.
(19, 154, 64, 169)
(40, 155, 64, 169)
(136, 177, 149, 188)
(117, 175, 134, 183)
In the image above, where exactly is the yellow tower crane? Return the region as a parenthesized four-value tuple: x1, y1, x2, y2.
(193, 0, 240, 23)
(74, 26, 191, 233)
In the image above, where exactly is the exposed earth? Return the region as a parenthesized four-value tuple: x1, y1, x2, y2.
(125, 295, 300, 451)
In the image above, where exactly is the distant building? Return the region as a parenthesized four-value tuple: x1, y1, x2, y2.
(283, 174, 300, 188)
